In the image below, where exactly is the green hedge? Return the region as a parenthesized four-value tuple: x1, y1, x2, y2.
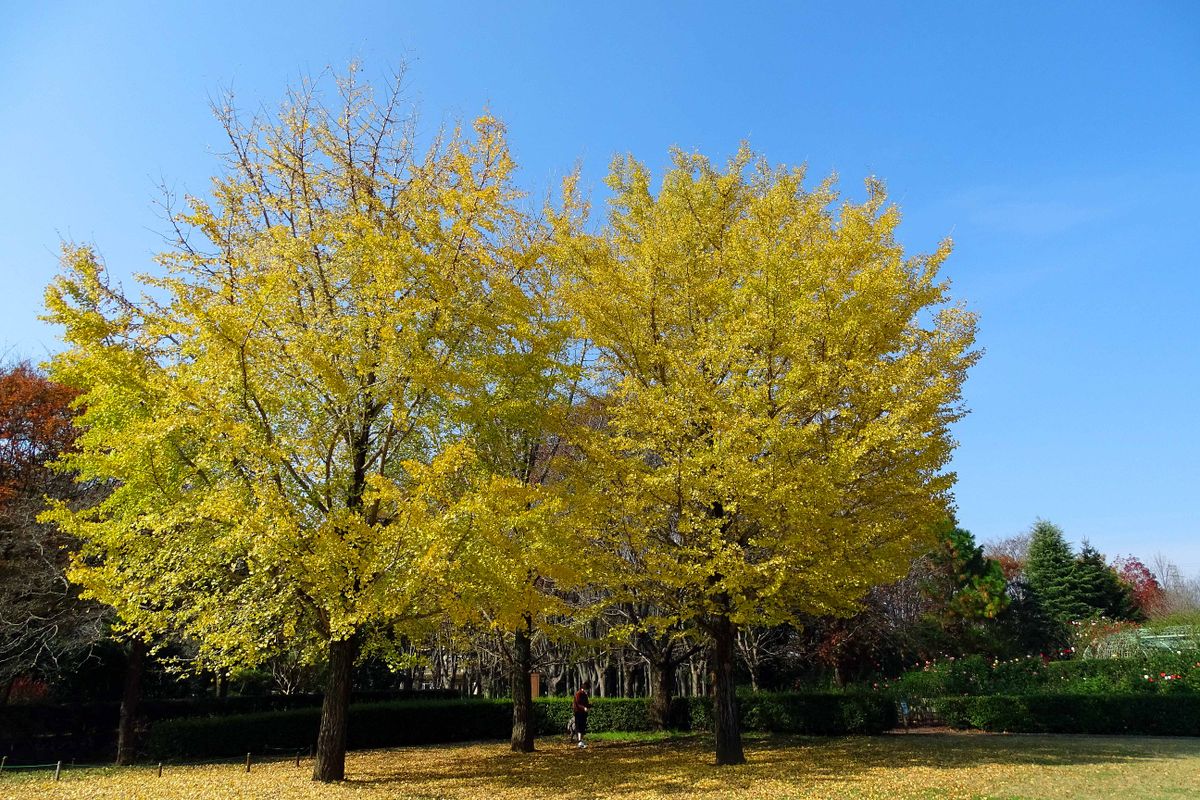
(933, 694, 1200, 735)
(146, 692, 896, 759)
(533, 697, 658, 734)
(895, 653, 1200, 697)
(744, 693, 896, 734)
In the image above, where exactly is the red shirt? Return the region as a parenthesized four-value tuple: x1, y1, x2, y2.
(572, 689, 591, 713)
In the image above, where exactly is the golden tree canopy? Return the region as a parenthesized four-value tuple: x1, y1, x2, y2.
(565, 146, 979, 628)
(42, 73, 573, 667)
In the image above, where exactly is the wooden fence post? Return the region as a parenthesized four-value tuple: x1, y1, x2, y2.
(158, 762, 163, 777)
(54, 761, 62, 781)
(245, 752, 251, 773)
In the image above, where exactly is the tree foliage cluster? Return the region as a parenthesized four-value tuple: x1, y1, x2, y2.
(1024, 520, 1143, 624)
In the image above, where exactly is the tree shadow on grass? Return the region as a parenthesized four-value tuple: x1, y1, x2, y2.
(346, 734, 1200, 797)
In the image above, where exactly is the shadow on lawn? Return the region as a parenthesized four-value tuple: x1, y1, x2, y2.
(347, 733, 1200, 796)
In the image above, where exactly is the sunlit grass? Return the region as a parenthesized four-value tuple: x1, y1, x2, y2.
(3, 733, 1199, 799)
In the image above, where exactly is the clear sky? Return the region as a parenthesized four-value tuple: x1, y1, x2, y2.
(2, 1, 1197, 572)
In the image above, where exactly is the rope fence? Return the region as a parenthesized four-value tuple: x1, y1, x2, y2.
(0, 745, 316, 782)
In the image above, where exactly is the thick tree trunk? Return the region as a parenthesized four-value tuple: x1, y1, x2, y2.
(648, 658, 675, 730)
(312, 635, 357, 782)
(510, 622, 535, 752)
(711, 614, 745, 765)
(116, 638, 146, 766)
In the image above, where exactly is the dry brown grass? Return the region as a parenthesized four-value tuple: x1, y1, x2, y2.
(3, 732, 1199, 800)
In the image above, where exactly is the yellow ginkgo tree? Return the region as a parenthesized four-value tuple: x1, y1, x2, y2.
(564, 148, 979, 764)
(42, 71, 551, 782)
(431, 184, 589, 753)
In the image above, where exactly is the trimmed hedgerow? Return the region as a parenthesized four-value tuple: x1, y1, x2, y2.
(0, 690, 462, 762)
(147, 699, 514, 759)
(895, 653, 1200, 698)
(933, 694, 1200, 735)
(745, 693, 896, 734)
(533, 697, 657, 734)
(680, 693, 896, 735)
(146, 692, 896, 759)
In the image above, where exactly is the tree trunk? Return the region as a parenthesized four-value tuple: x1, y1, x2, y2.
(711, 614, 745, 765)
(648, 658, 675, 730)
(510, 620, 535, 752)
(312, 635, 357, 782)
(116, 638, 146, 766)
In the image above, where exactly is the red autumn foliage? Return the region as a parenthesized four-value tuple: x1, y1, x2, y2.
(0, 363, 78, 510)
(1112, 555, 1164, 616)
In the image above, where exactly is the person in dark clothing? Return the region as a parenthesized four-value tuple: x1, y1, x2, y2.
(572, 682, 592, 748)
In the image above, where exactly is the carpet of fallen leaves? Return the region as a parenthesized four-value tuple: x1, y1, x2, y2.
(4, 732, 1200, 800)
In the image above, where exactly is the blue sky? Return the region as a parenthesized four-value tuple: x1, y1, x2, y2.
(2, 2, 1198, 571)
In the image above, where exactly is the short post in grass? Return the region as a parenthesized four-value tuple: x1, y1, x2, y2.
(158, 762, 163, 777)
(1, 755, 6, 773)
(295, 750, 301, 767)
(54, 761, 62, 781)
(245, 752, 252, 773)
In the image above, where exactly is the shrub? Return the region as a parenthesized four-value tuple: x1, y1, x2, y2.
(147, 699, 514, 759)
(736, 693, 896, 734)
(893, 655, 995, 697)
(669, 693, 894, 735)
(893, 652, 1200, 698)
(533, 697, 655, 734)
(0, 703, 118, 763)
(933, 694, 1200, 735)
(146, 692, 896, 759)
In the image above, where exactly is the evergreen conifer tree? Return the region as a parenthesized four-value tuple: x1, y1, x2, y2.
(1025, 520, 1088, 622)
(1073, 542, 1139, 620)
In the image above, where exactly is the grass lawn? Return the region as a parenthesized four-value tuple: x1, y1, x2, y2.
(2, 732, 1198, 799)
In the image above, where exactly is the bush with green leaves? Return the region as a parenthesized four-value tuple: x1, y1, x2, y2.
(934, 694, 1200, 735)
(733, 693, 896, 734)
(146, 693, 897, 759)
(894, 652, 1200, 698)
(533, 697, 657, 734)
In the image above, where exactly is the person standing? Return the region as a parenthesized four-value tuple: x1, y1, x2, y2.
(572, 681, 592, 748)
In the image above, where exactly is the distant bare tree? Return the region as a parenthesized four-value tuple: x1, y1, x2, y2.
(983, 533, 1031, 581)
(1150, 554, 1200, 618)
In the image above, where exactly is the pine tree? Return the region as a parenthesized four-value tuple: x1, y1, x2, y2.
(1073, 542, 1138, 620)
(926, 521, 1009, 623)
(1025, 520, 1088, 622)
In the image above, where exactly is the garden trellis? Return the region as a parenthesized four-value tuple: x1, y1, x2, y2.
(1083, 626, 1200, 658)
